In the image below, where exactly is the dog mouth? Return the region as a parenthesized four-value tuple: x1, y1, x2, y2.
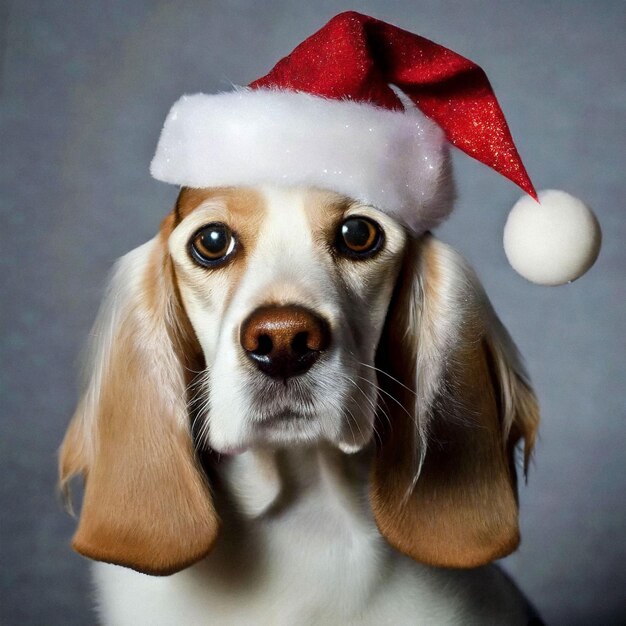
(248, 393, 325, 445)
(256, 407, 312, 426)
(249, 376, 319, 417)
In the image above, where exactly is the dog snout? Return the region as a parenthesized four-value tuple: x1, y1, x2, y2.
(240, 305, 331, 380)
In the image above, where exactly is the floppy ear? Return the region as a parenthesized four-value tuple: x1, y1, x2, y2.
(59, 223, 219, 575)
(371, 234, 539, 569)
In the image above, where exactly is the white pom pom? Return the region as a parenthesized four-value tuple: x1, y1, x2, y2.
(503, 190, 601, 286)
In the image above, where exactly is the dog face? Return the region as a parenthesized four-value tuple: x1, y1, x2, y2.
(168, 186, 406, 455)
(60, 185, 538, 577)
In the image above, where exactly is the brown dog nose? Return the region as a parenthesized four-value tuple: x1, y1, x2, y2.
(240, 305, 331, 380)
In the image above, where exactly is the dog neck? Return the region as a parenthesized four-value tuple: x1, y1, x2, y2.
(215, 444, 375, 525)
(200, 444, 390, 612)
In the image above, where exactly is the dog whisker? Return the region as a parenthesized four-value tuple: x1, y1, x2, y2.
(344, 373, 391, 435)
(348, 353, 419, 400)
(342, 404, 359, 446)
(354, 374, 414, 425)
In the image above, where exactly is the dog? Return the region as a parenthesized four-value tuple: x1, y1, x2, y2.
(60, 185, 540, 624)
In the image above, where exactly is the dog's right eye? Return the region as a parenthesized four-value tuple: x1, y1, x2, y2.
(189, 223, 236, 267)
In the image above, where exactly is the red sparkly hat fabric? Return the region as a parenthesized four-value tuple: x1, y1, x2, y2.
(251, 11, 537, 200)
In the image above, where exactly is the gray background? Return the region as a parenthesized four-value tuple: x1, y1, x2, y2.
(1, 1, 624, 624)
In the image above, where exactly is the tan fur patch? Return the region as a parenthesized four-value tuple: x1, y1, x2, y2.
(302, 188, 354, 244)
(175, 186, 266, 234)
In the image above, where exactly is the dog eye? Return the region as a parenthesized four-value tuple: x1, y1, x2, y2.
(336, 216, 383, 257)
(189, 223, 236, 267)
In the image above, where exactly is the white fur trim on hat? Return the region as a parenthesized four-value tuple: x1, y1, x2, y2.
(150, 88, 454, 233)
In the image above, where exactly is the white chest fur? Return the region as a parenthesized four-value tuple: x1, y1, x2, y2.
(93, 447, 530, 625)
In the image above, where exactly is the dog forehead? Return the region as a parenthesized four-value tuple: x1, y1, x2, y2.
(174, 185, 348, 233)
(258, 187, 309, 242)
(258, 186, 341, 246)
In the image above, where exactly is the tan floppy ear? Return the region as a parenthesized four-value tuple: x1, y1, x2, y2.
(59, 223, 219, 575)
(371, 234, 539, 569)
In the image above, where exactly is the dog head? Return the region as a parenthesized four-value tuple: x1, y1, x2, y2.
(60, 185, 538, 575)
(170, 186, 408, 455)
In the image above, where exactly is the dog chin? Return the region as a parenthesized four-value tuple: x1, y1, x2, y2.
(209, 411, 372, 456)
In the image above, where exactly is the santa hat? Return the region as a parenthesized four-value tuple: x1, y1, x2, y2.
(151, 11, 600, 285)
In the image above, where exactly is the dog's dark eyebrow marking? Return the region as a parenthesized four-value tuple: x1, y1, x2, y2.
(174, 189, 184, 226)
(335, 197, 356, 213)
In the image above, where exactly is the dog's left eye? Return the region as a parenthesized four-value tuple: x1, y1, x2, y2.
(189, 223, 236, 267)
(336, 216, 384, 258)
